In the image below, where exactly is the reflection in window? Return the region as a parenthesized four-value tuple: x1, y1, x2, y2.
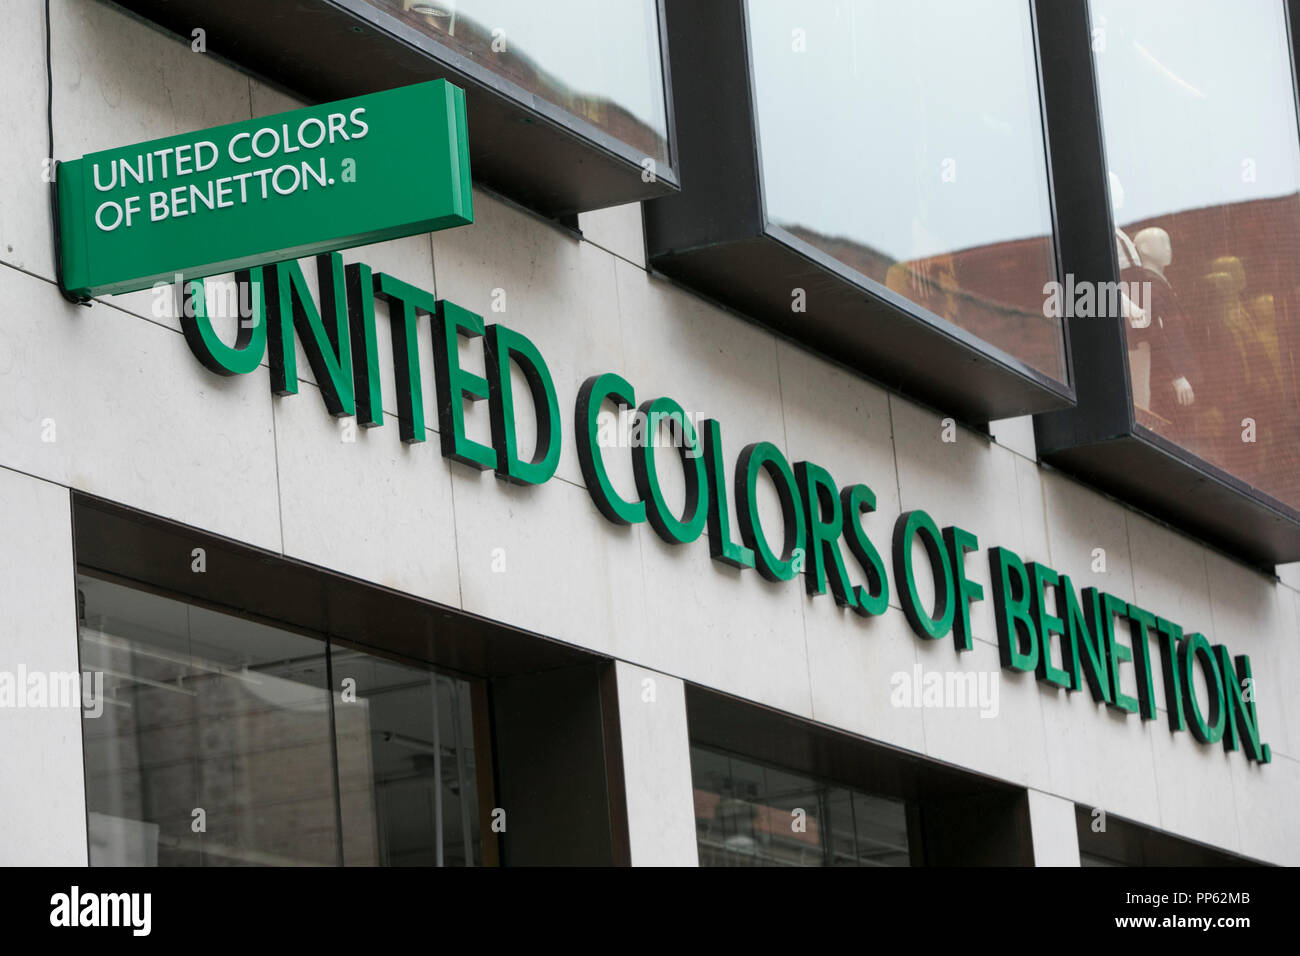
(690, 747, 910, 866)
(1092, 0, 1300, 506)
(333, 641, 481, 866)
(361, 0, 671, 165)
(77, 575, 482, 866)
(746, 0, 1064, 381)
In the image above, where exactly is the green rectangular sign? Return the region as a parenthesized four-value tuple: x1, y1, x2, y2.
(57, 79, 472, 297)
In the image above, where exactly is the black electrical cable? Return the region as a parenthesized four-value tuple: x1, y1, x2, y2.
(45, 0, 54, 165)
(47, 0, 91, 306)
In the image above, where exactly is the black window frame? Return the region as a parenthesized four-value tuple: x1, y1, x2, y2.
(110, 0, 681, 217)
(686, 685, 1039, 866)
(1032, 0, 1300, 568)
(1074, 806, 1261, 866)
(644, 0, 1077, 423)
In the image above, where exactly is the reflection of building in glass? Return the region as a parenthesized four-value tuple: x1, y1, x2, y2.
(1117, 193, 1300, 505)
(366, 0, 670, 164)
(783, 224, 1064, 381)
(746, 0, 1065, 386)
(85, 657, 367, 866)
(691, 747, 910, 867)
(1090, 0, 1300, 512)
(79, 576, 482, 867)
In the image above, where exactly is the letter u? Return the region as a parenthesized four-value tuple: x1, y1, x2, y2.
(92, 161, 117, 191)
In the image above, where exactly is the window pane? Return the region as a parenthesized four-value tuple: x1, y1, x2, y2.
(361, 0, 671, 165)
(747, 0, 1064, 381)
(824, 788, 859, 866)
(78, 576, 484, 867)
(331, 642, 482, 866)
(762, 766, 827, 867)
(1092, 0, 1300, 507)
(692, 749, 767, 866)
(690, 745, 910, 867)
(853, 792, 910, 866)
(79, 576, 339, 866)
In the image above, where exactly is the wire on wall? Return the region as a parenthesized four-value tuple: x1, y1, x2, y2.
(46, 0, 92, 306)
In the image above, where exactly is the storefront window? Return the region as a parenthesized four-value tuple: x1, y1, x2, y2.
(745, 0, 1064, 381)
(690, 746, 910, 866)
(360, 0, 671, 165)
(77, 575, 482, 866)
(332, 640, 482, 866)
(1074, 806, 1258, 866)
(1091, 0, 1300, 506)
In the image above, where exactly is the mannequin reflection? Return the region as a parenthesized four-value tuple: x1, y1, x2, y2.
(1202, 256, 1283, 478)
(1109, 172, 1158, 412)
(1199, 268, 1253, 475)
(1122, 227, 1197, 422)
(1208, 256, 1282, 389)
(1108, 173, 1147, 329)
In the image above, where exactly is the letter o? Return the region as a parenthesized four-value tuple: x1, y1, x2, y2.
(251, 126, 280, 158)
(892, 509, 955, 640)
(735, 442, 806, 581)
(1180, 632, 1226, 744)
(632, 397, 707, 544)
(272, 164, 300, 195)
(297, 117, 327, 150)
(94, 200, 124, 232)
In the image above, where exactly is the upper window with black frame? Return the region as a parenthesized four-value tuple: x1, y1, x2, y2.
(1091, 0, 1300, 509)
(361, 0, 671, 167)
(747, 0, 1065, 382)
